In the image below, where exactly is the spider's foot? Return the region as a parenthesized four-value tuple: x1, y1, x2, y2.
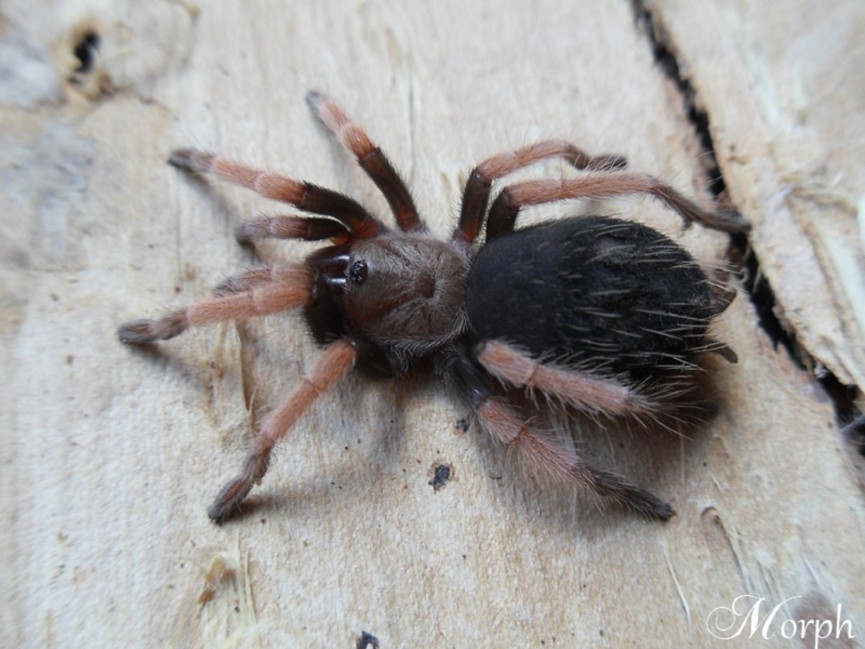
(305, 90, 352, 138)
(168, 148, 214, 173)
(118, 311, 187, 344)
(209, 450, 270, 523)
(234, 220, 266, 246)
(305, 89, 330, 121)
(620, 486, 675, 522)
(591, 469, 674, 521)
(707, 209, 751, 233)
(208, 475, 254, 524)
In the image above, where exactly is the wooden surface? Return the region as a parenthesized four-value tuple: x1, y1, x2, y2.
(2, 1, 864, 647)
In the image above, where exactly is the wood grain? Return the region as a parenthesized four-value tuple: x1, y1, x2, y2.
(2, 1, 863, 647)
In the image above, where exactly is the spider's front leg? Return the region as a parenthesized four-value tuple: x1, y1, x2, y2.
(209, 338, 358, 522)
(168, 148, 383, 240)
(438, 350, 673, 521)
(306, 90, 424, 233)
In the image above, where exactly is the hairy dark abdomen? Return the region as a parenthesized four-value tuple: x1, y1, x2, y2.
(466, 216, 714, 381)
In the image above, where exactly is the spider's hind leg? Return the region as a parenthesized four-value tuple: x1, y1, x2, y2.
(475, 340, 655, 421)
(438, 349, 673, 521)
(476, 339, 718, 434)
(486, 172, 750, 240)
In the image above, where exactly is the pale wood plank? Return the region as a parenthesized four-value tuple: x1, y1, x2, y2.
(2, 1, 862, 647)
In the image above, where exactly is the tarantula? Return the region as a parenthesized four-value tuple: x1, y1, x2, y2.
(119, 91, 748, 523)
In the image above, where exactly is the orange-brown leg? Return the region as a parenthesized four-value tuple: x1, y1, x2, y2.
(440, 350, 672, 520)
(476, 340, 652, 418)
(211, 264, 311, 296)
(169, 149, 382, 239)
(486, 174, 750, 239)
(306, 91, 423, 233)
(208, 338, 358, 522)
(118, 264, 313, 343)
(476, 396, 673, 520)
(454, 141, 627, 245)
(477, 340, 721, 432)
(235, 214, 350, 245)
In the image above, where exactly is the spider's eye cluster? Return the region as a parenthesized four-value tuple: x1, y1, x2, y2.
(349, 260, 368, 285)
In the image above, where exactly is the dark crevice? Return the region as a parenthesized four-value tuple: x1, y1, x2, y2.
(725, 232, 802, 366)
(630, 2, 726, 199)
(630, 0, 861, 432)
(823, 376, 865, 456)
(841, 416, 865, 459)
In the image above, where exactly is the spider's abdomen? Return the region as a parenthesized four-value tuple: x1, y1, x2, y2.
(465, 216, 715, 381)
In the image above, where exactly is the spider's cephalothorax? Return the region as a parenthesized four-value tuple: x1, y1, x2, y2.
(307, 234, 472, 374)
(119, 92, 749, 523)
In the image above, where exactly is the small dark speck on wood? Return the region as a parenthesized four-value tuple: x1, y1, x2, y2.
(356, 630, 380, 649)
(429, 463, 452, 491)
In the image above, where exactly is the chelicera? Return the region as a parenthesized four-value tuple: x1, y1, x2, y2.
(119, 92, 749, 523)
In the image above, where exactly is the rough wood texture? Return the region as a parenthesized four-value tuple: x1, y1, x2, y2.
(2, 1, 863, 647)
